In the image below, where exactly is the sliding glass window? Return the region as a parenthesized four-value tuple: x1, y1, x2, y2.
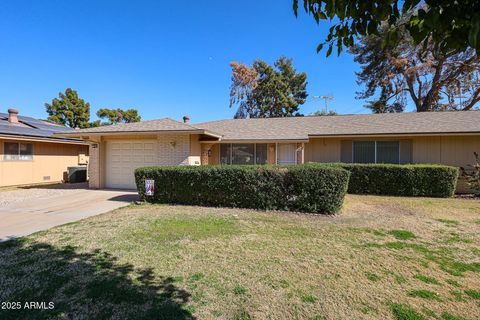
(352, 141, 399, 164)
(376, 141, 400, 164)
(353, 141, 376, 163)
(219, 143, 268, 165)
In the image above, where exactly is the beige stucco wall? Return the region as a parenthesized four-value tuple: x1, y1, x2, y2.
(305, 136, 480, 168)
(0, 138, 88, 187)
(412, 136, 480, 167)
(88, 133, 192, 189)
(305, 135, 480, 193)
(305, 138, 342, 163)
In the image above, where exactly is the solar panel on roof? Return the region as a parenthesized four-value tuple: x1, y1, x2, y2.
(0, 112, 75, 139)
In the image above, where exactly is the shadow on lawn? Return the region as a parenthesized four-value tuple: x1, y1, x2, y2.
(0, 239, 194, 320)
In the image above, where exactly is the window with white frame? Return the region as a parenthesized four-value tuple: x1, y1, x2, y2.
(4, 142, 33, 161)
(220, 143, 268, 165)
(353, 141, 399, 164)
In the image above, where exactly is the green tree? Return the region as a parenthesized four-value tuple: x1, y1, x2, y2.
(293, 0, 480, 56)
(310, 109, 337, 116)
(45, 88, 91, 128)
(96, 108, 141, 125)
(229, 56, 308, 118)
(352, 20, 480, 113)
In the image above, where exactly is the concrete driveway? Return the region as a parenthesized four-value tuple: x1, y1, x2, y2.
(0, 183, 138, 241)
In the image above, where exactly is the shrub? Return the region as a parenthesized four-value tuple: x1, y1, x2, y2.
(316, 163, 458, 197)
(460, 152, 480, 193)
(135, 164, 350, 214)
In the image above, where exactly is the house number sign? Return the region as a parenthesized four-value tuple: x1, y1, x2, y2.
(145, 179, 154, 196)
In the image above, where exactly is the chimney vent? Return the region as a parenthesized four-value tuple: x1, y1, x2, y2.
(183, 115, 190, 124)
(8, 108, 19, 123)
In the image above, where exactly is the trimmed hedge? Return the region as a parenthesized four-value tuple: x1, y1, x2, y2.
(135, 164, 350, 214)
(314, 163, 459, 197)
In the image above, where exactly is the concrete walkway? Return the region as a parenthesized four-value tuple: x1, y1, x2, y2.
(0, 183, 138, 241)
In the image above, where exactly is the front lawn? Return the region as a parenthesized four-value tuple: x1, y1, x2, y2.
(0, 195, 479, 319)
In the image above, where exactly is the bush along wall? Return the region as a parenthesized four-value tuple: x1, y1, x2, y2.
(135, 165, 350, 214)
(316, 163, 458, 197)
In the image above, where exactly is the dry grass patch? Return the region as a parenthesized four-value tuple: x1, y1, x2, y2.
(0, 195, 479, 319)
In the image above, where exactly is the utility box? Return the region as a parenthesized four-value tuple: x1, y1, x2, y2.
(67, 166, 87, 183)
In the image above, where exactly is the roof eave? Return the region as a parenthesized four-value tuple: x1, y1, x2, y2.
(307, 131, 480, 138)
(0, 133, 88, 145)
(201, 138, 310, 143)
(54, 129, 222, 139)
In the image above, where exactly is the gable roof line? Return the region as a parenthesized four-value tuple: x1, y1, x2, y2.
(53, 111, 480, 140)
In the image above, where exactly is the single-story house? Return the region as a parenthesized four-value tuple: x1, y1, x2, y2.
(0, 109, 89, 187)
(56, 111, 480, 191)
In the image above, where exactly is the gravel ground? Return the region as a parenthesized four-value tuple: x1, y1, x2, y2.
(0, 183, 89, 207)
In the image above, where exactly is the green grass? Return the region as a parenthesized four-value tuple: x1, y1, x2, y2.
(445, 279, 461, 287)
(390, 303, 425, 320)
(388, 230, 416, 240)
(464, 289, 480, 299)
(233, 285, 246, 295)
(435, 219, 460, 226)
(414, 274, 440, 285)
(441, 312, 468, 320)
(1, 195, 479, 319)
(128, 216, 240, 243)
(449, 290, 466, 302)
(408, 289, 441, 301)
(300, 293, 317, 303)
(365, 272, 381, 282)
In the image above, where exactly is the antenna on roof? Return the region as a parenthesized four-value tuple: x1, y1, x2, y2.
(313, 95, 334, 113)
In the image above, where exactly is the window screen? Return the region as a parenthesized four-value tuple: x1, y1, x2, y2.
(4, 142, 33, 161)
(376, 141, 399, 164)
(220, 144, 231, 164)
(232, 144, 254, 165)
(19, 143, 33, 160)
(255, 144, 268, 165)
(353, 141, 375, 163)
(4, 142, 19, 160)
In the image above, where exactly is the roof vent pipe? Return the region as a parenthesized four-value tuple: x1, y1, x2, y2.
(8, 108, 19, 123)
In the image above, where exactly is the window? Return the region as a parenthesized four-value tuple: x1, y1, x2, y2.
(220, 144, 231, 164)
(232, 144, 254, 165)
(255, 144, 268, 165)
(4, 142, 33, 161)
(353, 141, 399, 164)
(353, 141, 376, 163)
(376, 141, 400, 164)
(220, 143, 268, 165)
(277, 143, 297, 165)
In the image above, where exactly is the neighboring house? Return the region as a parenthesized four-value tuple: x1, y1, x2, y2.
(56, 112, 480, 191)
(0, 109, 89, 187)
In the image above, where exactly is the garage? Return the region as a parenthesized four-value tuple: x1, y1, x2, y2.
(105, 140, 158, 189)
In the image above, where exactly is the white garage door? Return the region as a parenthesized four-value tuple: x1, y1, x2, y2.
(106, 140, 157, 189)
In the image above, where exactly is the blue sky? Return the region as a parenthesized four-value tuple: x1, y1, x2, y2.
(0, 0, 368, 123)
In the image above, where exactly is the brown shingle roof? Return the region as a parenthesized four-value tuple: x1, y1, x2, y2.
(57, 118, 207, 135)
(56, 111, 480, 140)
(195, 111, 480, 141)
